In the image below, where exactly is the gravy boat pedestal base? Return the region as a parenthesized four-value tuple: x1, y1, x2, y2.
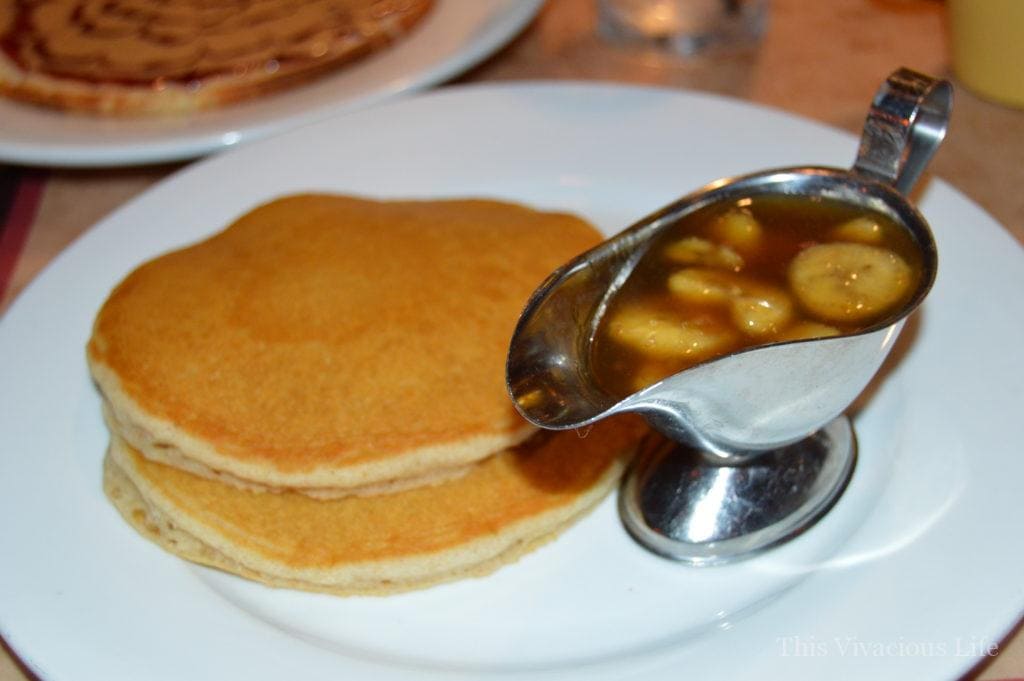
(619, 415, 855, 564)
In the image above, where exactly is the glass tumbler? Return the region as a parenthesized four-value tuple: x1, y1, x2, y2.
(597, 0, 768, 56)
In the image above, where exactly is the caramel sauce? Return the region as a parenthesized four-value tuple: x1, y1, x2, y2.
(590, 194, 924, 400)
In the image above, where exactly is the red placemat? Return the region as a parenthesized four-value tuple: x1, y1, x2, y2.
(0, 168, 46, 307)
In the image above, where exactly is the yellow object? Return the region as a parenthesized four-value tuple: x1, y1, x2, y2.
(949, 0, 1024, 108)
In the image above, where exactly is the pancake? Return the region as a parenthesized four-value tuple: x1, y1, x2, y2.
(0, 0, 433, 116)
(103, 418, 644, 595)
(88, 195, 603, 496)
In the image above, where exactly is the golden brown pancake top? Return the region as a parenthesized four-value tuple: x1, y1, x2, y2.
(120, 417, 643, 568)
(89, 195, 602, 475)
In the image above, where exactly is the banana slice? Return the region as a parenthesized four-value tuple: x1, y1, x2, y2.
(667, 267, 744, 305)
(663, 236, 743, 270)
(831, 216, 885, 245)
(712, 208, 763, 254)
(788, 243, 914, 323)
(729, 286, 794, 337)
(669, 269, 794, 336)
(776, 320, 841, 342)
(606, 306, 737, 360)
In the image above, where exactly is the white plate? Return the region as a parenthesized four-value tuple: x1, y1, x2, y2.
(0, 0, 542, 168)
(1, 83, 1022, 681)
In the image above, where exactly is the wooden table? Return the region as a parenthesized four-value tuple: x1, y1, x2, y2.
(1, 0, 1022, 678)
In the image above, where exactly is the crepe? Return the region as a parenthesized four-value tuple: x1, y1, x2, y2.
(103, 418, 644, 595)
(88, 194, 603, 496)
(0, 0, 433, 116)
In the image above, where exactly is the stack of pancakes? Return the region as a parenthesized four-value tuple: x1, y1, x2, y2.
(89, 194, 643, 594)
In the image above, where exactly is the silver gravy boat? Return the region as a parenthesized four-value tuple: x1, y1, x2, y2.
(506, 69, 951, 563)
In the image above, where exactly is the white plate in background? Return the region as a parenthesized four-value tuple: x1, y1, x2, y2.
(0, 0, 543, 167)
